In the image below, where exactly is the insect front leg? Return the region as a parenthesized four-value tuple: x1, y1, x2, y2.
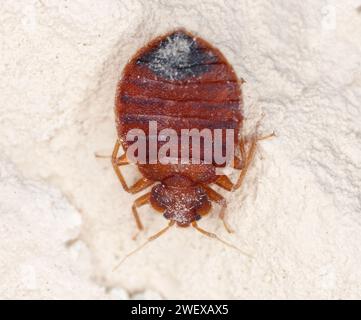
(111, 140, 154, 194)
(132, 192, 151, 232)
(201, 184, 233, 233)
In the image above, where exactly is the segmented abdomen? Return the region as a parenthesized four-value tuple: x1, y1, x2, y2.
(115, 29, 243, 167)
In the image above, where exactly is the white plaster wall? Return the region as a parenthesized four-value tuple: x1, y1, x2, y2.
(1, 0, 361, 299)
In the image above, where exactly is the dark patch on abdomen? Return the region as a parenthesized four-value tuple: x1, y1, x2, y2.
(136, 30, 218, 81)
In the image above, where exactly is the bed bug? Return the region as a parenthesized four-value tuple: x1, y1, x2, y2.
(110, 28, 271, 260)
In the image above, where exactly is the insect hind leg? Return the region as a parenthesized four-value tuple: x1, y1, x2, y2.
(234, 131, 275, 191)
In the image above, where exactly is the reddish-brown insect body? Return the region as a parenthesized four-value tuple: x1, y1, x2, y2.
(113, 29, 252, 232)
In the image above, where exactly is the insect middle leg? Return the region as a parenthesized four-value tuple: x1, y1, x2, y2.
(112, 140, 154, 194)
(215, 175, 234, 191)
(211, 132, 275, 231)
(213, 137, 251, 191)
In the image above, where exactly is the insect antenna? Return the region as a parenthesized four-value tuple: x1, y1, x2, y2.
(191, 222, 252, 258)
(113, 221, 175, 271)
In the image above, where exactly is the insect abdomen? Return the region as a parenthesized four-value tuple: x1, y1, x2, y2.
(116, 29, 243, 167)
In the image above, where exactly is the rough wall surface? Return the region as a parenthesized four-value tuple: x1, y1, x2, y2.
(1, 0, 361, 299)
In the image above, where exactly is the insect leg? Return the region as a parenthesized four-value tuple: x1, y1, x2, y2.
(128, 177, 154, 194)
(232, 155, 243, 169)
(233, 131, 275, 190)
(192, 222, 251, 257)
(201, 184, 233, 233)
(229, 136, 246, 170)
(257, 131, 276, 141)
(132, 192, 151, 231)
(215, 175, 234, 191)
(238, 136, 246, 167)
(243, 131, 276, 144)
(112, 140, 154, 194)
(113, 221, 175, 269)
(233, 136, 258, 191)
(111, 140, 130, 191)
(217, 131, 275, 190)
(114, 153, 128, 165)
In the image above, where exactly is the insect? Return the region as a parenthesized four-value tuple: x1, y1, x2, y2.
(110, 28, 272, 261)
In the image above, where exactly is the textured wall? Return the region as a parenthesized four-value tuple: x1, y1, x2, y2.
(1, 0, 361, 299)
